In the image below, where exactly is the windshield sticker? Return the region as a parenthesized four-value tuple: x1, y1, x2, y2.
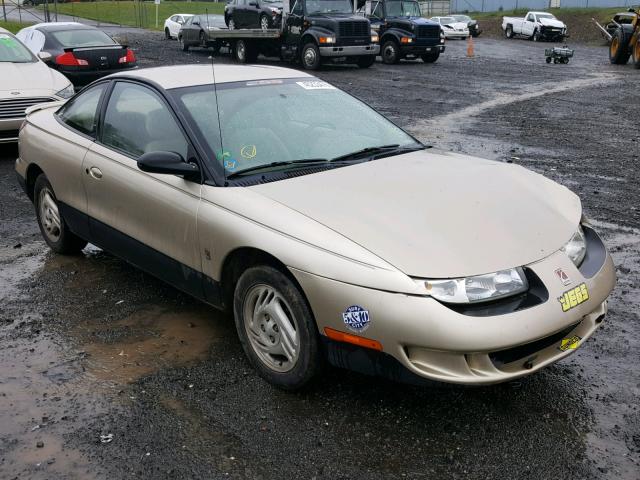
(342, 305, 370, 333)
(240, 144, 257, 159)
(245, 79, 283, 86)
(224, 158, 238, 171)
(296, 80, 336, 90)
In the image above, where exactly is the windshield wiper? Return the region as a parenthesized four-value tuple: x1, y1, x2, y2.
(330, 144, 426, 163)
(226, 158, 330, 178)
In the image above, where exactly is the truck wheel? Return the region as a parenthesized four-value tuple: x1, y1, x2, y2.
(234, 39, 250, 63)
(34, 174, 87, 254)
(532, 29, 541, 42)
(301, 42, 321, 70)
(200, 31, 208, 48)
(381, 39, 400, 64)
(233, 265, 322, 390)
(505, 25, 514, 38)
(179, 35, 189, 52)
(421, 50, 440, 63)
(356, 55, 375, 68)
(609, 28, 631, 64)
(545, 56, 552, 63)
(632, 38, 640, 69)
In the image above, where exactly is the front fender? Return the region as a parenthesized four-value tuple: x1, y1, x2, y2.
(302, 26, 336, 43)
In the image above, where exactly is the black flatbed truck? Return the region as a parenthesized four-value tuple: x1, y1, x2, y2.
(205, 0, 380, 70)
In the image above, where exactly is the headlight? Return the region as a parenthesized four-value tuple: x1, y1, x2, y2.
(371, 33, 379, 43)
(55, 84, 74, 99)
(561, 226, 586, 266)
(414, 267, 528, 304)
(318, 36, 336, 44)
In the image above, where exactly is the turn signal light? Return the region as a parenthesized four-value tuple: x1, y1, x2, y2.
(318, 36, 336, 44)
(55, 52, 89, 66)
(324, 327, 383, 351)
(400, 37, 413, 44)
(118, 49, 136, 64)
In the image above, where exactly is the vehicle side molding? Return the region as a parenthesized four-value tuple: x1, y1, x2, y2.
(137, 151, 200, 179)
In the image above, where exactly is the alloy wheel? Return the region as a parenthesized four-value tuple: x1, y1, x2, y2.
(38, 187, 61, 242)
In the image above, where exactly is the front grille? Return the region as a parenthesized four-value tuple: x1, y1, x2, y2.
(416, 25, 441, 39)
(0, 97, 55, 120)
(489, 322, 579, 367)
(0, 129, 19, 140)
(338, 21, 369, 37)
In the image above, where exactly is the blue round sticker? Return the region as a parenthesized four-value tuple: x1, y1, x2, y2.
(342, 305, 370, 332)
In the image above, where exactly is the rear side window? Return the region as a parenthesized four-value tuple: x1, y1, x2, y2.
(101, 82, 189, 159)
(58, 84, 106, 136)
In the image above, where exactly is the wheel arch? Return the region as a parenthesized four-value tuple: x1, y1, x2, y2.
(25, 163, 45, 201)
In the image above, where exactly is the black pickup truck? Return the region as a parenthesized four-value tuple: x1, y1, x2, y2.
(357, 0, 444, 64)
(205, 0, 379, 69)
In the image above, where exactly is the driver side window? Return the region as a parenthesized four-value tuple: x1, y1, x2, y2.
(526, 14, 534, 22)
(291, 0, 303, 15)
(101, 82, 189, 160)
(371, 1, 383, 18)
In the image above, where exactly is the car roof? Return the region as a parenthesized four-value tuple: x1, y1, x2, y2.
(0, 27, 12, 34)
(530, 11, 554, 15)
(108, 64, 314, 90)
(30, 22, 99, 32)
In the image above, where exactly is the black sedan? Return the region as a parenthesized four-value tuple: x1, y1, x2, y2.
(451, 14, 482, 37)
(178, 14, 228, 53)
(224, 0, 283, 30)
(15, 22, 137, 87)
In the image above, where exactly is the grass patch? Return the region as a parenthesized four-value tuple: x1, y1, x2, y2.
(0, 20, 34, 34)
(43, 1, 225, 30)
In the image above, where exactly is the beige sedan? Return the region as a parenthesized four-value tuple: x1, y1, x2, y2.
(16, 65, 616, 389)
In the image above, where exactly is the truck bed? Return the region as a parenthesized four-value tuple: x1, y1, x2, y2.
(207, 29, 282, 40)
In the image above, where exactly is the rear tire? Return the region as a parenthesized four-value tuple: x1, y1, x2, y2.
(545, 56, 552, 63)
(164, 27, 171, 40)
(609, 27, 631, 64)
(234, 39, 249, 63)
(233, 265, 322, 390)
(381, 39, 400, 64)
(179, 35, 189, 52)
(505, 25, 514, 38)
(421, 50, 440, 63)
(356, 55, 375, 68)
(301, 42, 321, 70)
(34, 174, 87, 255)
(229, 18, 236, 30)
(260, 14, 270, 31)
(200, 31, 207, 48)
(632, 38, 640, 69)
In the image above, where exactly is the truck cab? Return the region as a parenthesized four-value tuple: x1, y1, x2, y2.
(357, 0, 444, 64)
(282, 0, 380, 69)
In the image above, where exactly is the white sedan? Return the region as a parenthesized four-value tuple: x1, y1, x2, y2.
(431, 16, 470, 39)
(164, 14, 194, 40)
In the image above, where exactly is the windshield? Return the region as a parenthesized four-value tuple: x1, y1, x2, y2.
(306, 0, 353, 15)
(171, 78, 420, 177)
(536, 13, 555, 20)
(452, 15, 470, 22)
(262, 0, 281, 3)
(439, 17, 455, 23)
(0, 33, 36, 63)
(51, 29, 116, 48)
(386, 1, 421, 17)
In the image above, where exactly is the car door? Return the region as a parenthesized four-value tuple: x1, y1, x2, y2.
(235, 0, 248, 27)
(247, 0, 261, 27)
(170, 15, 180, 37)
(523, 13, 535, 36)
(82, 80, 204, 295)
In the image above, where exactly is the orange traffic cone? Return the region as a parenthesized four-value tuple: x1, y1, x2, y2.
(467, 35, 475, 58)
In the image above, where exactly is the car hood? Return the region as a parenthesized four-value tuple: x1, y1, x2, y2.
(0, 61, 65, 95)
(250, 151, 581, 278)
(539, 18, 564, 27)
(442, 22, 468, 29)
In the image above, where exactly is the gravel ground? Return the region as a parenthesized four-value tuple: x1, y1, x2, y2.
(1, 32, 639, 480)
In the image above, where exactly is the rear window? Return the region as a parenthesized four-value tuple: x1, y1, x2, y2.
(0, 33, 36, 63)
(50, 29, 116, 48)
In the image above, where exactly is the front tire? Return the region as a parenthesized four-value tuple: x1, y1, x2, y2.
(260, 14, 270, 31)
(228, 18, 236, 30)
(233, 266, 322, 390)
(179, 35, 189, 52)
(532, 29, 540, 42)
(421, 50, 440, 63)
(356, 55, 375, 68)
(632, 37, 640, 69)
(34, 174, 87, 254)
(609, 27, 631, 64)
(301, 42, 321, 70)
(381, 39, 400, 64)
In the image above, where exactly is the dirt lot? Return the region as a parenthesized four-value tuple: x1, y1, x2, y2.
(1, 32, 639, 480)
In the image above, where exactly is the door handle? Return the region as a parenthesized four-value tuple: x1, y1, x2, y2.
(88, 167, 103, 179)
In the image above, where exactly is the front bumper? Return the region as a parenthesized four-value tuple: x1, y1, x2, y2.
(400, 43, 445, 55)
(319, 44, 380, 57)
(291, 230, 616, 385)
(443, 31, 469, 39)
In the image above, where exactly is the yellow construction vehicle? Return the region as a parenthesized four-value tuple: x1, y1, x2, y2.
(608, 7, 640, 68)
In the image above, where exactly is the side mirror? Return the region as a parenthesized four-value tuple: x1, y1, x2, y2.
(137, 151, 200, 179)
(38, 51, 52, 62)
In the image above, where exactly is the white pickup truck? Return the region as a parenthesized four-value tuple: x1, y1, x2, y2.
(502, 11, 567, 42)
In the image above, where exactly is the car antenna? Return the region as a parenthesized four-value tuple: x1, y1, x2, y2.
(205, 8, 228, 185)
